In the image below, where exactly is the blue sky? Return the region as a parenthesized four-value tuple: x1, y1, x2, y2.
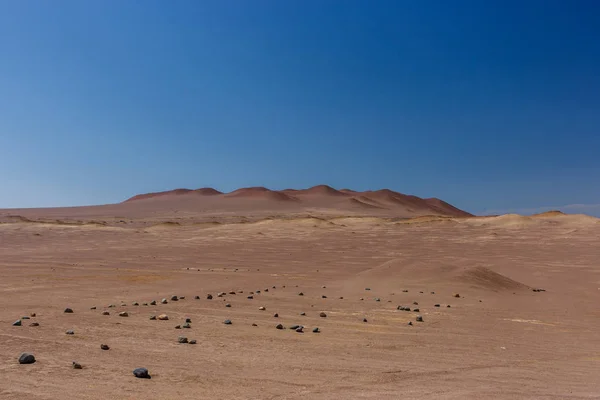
(1, 1, 599, 215)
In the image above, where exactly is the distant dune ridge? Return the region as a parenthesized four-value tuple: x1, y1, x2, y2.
(122, 185, 472, 217)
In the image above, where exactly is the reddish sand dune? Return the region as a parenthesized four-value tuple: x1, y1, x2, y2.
(225, 187, 298, 202)
(124, 188, 193, 202)
(294, 184, 349, 196)
(193, 188, 223, 195)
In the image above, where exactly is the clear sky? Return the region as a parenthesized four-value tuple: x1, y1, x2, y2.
(1, 1, 599, 215)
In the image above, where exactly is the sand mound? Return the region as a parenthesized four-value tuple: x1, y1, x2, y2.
(296, 185, 348, 196)
(425, 198, 473, 217)
(124, 188, 193, 202)
(348, 197, 386, 209)
(457, 266, 530, 291)
(193, 188, 223, 195)
(531, 210, 565, 217)
(225, 187, 297, 202)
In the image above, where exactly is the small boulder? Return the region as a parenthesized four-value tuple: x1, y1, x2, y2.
(90, 306, 97, 310)
(247, 295, 254, 299)
(295, 327, 304, 333)
(150, 300, 157, 305)
(22, 316, 30, 320)
(102, 311, 110, 316)
(413, 308, 420, 312)
(223, 319, 232, 325)
(407, 321, 413, 326)
(30, 322, 39, 327)
(100, 344, 110, 350)
(30, 313, 36, 317)
(454, 293, 460, 298)
(175, 325, 181, 329)
(434, 304, 440, 307)
(300, 312, 306, 316)
(157, 314, 169, 320)
(182, 323, 191, 329)
(12, 320, 21, 326)
(363, 318, 368, 322)
(185, 318, 192, 323)
(64, 308, 74, 313)
(178, 337, 188, 344)
(225, 303, 231, 308)
(161, 299, 168, 304)
(276, 324, 284, 330)
(18, 353, 36, 364)
(252, 323, 258, 327)
(149, 315, 156, 320)
(416, 315, 423, 322)
(319, 312, 327, 318)
(72, 361, 83, 369)
(194, 296, 200, 300)
(322, 295, 327, 299)
(259, 306, 266, 311)
(206, 294, 213, 300)
(170, 295, 178, 301)
(132, 302, 139, 306)
(298, 292, 304, 296)
(66, 330, 74, 335)
(189, 339, 197, 344)
(312, 327, 320, 333)
(374, 298, 381, 302)
(119, 312, 129, 317)
(133, 367, 151, 378)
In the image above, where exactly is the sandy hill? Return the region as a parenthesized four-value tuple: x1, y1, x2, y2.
(119, 185, 472, 218)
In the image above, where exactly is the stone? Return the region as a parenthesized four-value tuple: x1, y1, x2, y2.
(22, 316, 30, 320)
(175, 325, 181, 329)
(273, 313, 279, 318)
(247, 295, 254, 299)
(259, 306, 266, 311)
(157, 314, 169, 320)
(133, 367, 151, 379)
(182, 323, 191, 329)
(108, 304, 115, 308)
(72, 361, 83, 369)
(161, 299, 168, 304)
(375, 298, 381, 302)
(454, 293, 460, 298)
(413, 301, 419, 305)
(149, 315, 156, 320)
(179, 296, 185, 300)
(121, 304, 127, 307)
(434, 304, 440, 307)
(178, 336, 188, 343)
(416, 315, 423, 322)
(408, 321, 413, 326)
(229, 291, 236, 295)
(217, 292, 225, 297)
(413, 308, 420, 312)
(100, 344, 110, 350)
(447, 305, 451, 308)
(150, 300, 157, 305)
(312, 327, 320, 333)
(29, 322, 39, 327)
(66, 330, 74, 335)
(119, 312, 129, 317)
(276, 324, 284, 330)
(189, 340, 197, 344)
(360, 298, 364, 301)
(18, 353, 36, 364)
(431, 291, 435, 294)
(133, 302, 139, 306)
(300, 312, 306, 316)
(402, 290, 408, 293)
(30, 313, 36, 317)
(298, 292, 304, 296)
(363, 318, 368, 322)
(170, 295, 178, 301)
(339, 297, 344, 299)
(397, 306, 404, 310)
(322, 295, 327, 299)
(194, 296, 200, 300)
(185, 318, 192, 323)
(102, 311, 110, 315)
(206, 294, 213, 300)
(290, 325, 300, 330)
(223, 319, 232, 325)
(64, 308, 74, 313)
(252, 323, 258, 327)
(90, 307, 97, 310)
(225, 303, 231, 308)
(256, 290, 261, 294)
(13, 320, 21, 326)
(365, 288, 371, 291)
(295, 327, 304, 333)
(142, 303, 148, 306)
(264, 288, 269, 292)
(319, 312, 327, 318)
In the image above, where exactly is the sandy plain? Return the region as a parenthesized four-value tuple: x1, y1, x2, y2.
(1, 189, 599, 399)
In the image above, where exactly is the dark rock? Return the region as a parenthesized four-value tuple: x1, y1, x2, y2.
(312, 327, 320, 333)
(132, 302, 139, 306)
(363, 318, 368, 322)
(178, 336, 188, 343)
(175, 325, 181, 329)
(142, 303, 148, 306)
(22, 316, 30, 320)
(365, 288, 371, 291)
(322, 295, 327, 298)
(30, 322, 39, 327)
(300, 312, 306, 316)
(185, 318, 192, 323)
(182, 323, 191, 329)
(434, 304, 440, 307)
(402, 290, 408, 293)
(161, 299, 168, 304)
(413, 308, 420, 312)
(90, 306, 97, 310)
(413, 301, 419, 305)
(18, 353, 36, 364)
(66, 330, 74, 335)
(416, 315, 423, 322)
(225, 303, 231, 308)
(30, 313, 36, 317)
(150, 300, 157, 305)
(158, 314, 169, 320)
(454, 293, 460, 298)
(447, 305, 451, 308)
(189, 340, 197, 344)
(133, 367, 151, 378)
(64, 308, 74, 313)
(149, 315, 156, 320)
(72, 361, 83, 369)
(170, 295, 178, 301)
(206, 294, 213, 300)
(247, 295, 254, 299)
(319, 312, 327, 318)
(223, 319, 232, 325)
(375, 298, 380, 302)
(119, 312, 129, 317)
(252, 323, 258, 326)
(13, 320, 21, 326)
(108, 304, 116, 308)
(100, 344, 110, 350)
(298, 292, 304, 296)
(295, 327, 304, 333)
(102, 311, 110, 315)
(289, 325, 300, 330)
(276, 324, 284, 330)
(194, 296, 200, 300)
(407, 321, 413, 326)
(273, 313, 279, 318)
(179, 296, 185, 300)
(339, 297, 344, 299)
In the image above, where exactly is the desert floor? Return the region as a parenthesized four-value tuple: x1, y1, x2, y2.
(1, 212, 599, 399)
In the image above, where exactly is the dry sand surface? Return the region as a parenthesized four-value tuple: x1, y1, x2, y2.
(1, 192, 600, 399)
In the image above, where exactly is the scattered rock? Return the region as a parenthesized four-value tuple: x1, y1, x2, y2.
(100, 344, 110, 350)
(108, 304, 115, 308)
(300, 312, 306, 316)
(363, 318, 368, 322)
(322, 295, 327, 299)
(119, 312, 129, 317)
(29, 322, 39, 327)
(312, 327, 320, 333)
(157, 314, 169, 320)
(161, 299, 168, 304)
(402, 289, 408, 292)
(170, 295, 178, 301)
(64, 308, 74, 313)
(447, 305, 451, 308)
(434, 304, 440, 307)
(416, 315, 423, 322)
(252, 323, 258, 326)
(72, 361, 82, 369)
(206, 294, 213, 300)
(223, 319, 232, 325)
(179, 296, 185, 300)
(413, 308, 420, 312)
(298, 292, 304, 296)
(431, 292, 435, 294)
(247, 295, 254, 299)
(133, 367, 151, 379)
(339, 297, 344, 299)
(365, 288, 371, 291)
(142, 303, 148, 306)
(90, 307, 97, 310)
(454, 293, 460, 298)
(102, 311, 110, 316)
(319, 312, 327, 318)
(290, 325, 300, 330)
(295, 327, 304, 333)
(276, 324, 284, 330)
(132, 302, 139, 306)
(194, 296, 200, 300)
(225, 303, 231, 308)
(185, 318, 192, 323)
(375, 298, 381, 302)
(30, 313, 36, 317)
(178, 337, 188, 343)
(273, 313, 279, 318)
(150, 300, 157, 305)
(189, 340, 197, 344)
(121, 304, 127, 307)
(229, 291, 236, 295)
(413, 301, 419, 305)
(407, 321, 413, 326)
(259, 306, 266, 311)
(13, 320, 21, 326)
(182, 323, 191, 329)
(149, 315, 156, 320)
(66, 330, 74, 335)
(18, 353, 36, 364)
(175, 325, 181, 329)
